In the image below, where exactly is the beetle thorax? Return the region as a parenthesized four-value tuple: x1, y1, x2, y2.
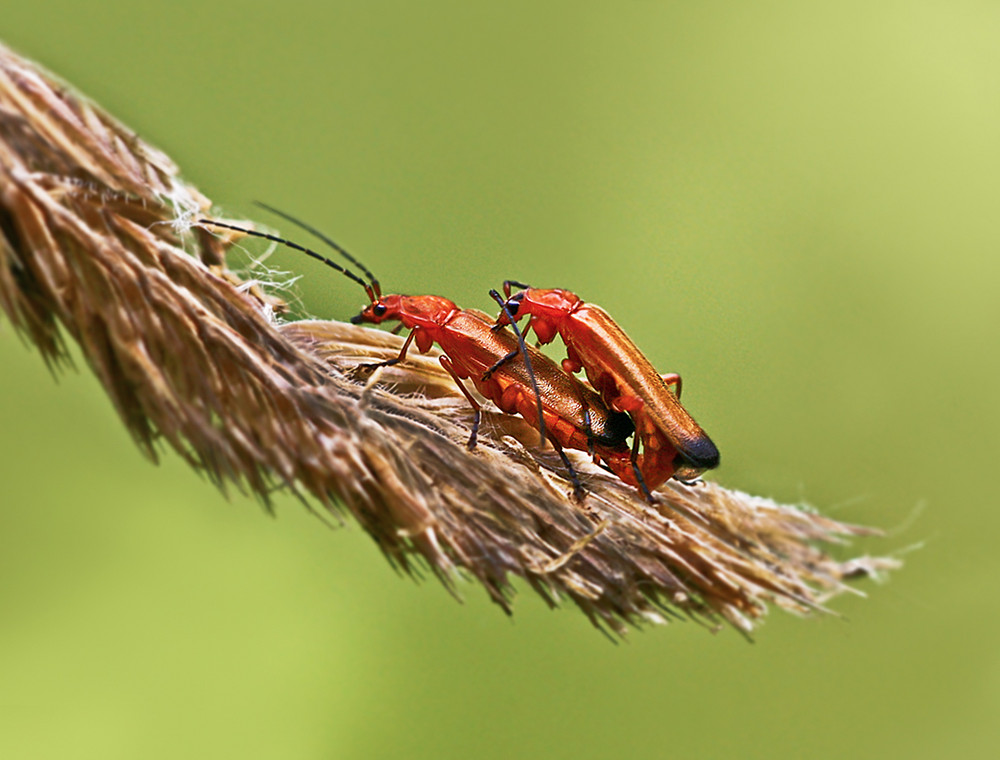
(521, 288, 581, 343)
(524, 288, 581, 318)
(397, 294, 459, 328)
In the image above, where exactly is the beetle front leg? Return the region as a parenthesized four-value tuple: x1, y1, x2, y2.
(481, 348, 519, 381)
(360, 329, 416, 371)
(502, 279, 532, 296)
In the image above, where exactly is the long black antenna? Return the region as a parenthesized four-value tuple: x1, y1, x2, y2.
(253, 202, 381, 298)
(488, 288, 547, 449)
(199, 219, 376, 302)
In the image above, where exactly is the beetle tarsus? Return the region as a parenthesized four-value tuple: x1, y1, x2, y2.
(555, 447, 586, 503)
(481, 349, 518, 382)
(359, 357, 399, 371)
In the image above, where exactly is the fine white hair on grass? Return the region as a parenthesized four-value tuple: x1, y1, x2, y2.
(164, 190, 201, 235)
(198, 220, 313, 319)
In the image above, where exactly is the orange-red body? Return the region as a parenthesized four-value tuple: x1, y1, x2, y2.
(353, 295, 675, 490)
(497, 286, 720, 486)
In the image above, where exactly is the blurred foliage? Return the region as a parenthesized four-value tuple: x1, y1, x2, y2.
(1, 2, 997, 759)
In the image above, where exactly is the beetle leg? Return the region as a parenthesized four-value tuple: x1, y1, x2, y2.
(360, 329, 416, 371)
(582, 406, 595, 459)
(661, 372, 682, 398)
(629, 433, 656, 504)
(561, 344, 584, 374)
(611, 394, 644, 414)
(561, 371, 598, 459)
(553, 443, 586, 503)
(439, 355, 482, 450)
(481, 348, 519, 381)
(502, 279, 532, 296)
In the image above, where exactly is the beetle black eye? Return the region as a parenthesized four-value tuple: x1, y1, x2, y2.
(373, 303, 387, 317)
(504, 299, 521, 317)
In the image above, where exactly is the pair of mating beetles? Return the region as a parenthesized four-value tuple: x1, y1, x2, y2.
(204, 208, 719, 502)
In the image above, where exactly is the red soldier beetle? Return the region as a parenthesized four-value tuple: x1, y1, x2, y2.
(492, 282, 720, 492)
(199, 212, 648, 500)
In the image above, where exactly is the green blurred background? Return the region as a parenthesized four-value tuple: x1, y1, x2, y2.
(2, 2, 996, 758)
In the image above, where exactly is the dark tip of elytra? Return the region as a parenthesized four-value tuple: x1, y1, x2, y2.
(686, 437, 720, 471)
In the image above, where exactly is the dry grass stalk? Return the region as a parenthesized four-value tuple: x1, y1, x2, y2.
(0, 42, 898, 636)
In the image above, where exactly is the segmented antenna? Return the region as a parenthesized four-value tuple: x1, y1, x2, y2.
(253, 202, 381, 298)
(489, 288, 547, 449)
(199, 219, 376, 303)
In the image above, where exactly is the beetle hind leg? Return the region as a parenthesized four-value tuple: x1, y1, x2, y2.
(661, 372, 682, 398)
(629, 434, 657, 504)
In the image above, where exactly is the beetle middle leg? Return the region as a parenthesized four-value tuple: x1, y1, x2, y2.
(481, 348, 519, 382)
(439, 355, 482, 450)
